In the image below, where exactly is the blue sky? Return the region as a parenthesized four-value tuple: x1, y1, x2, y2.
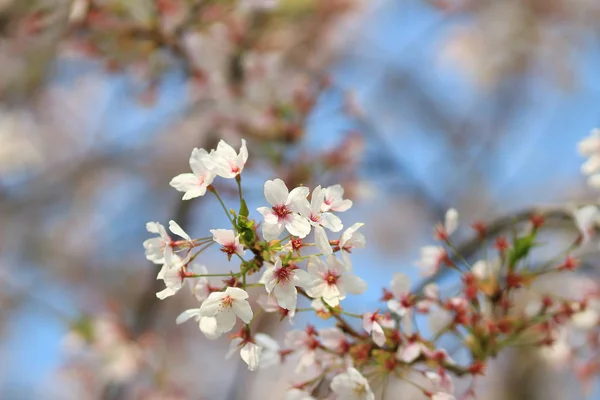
(2, 0, 600, 397)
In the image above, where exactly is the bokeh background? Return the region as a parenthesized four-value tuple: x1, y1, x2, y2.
(1, 0, 599, 399)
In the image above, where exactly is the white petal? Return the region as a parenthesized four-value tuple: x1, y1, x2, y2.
(264, 179, 289, 206)
(314, 226, 333, 255)
(176, 308, 201, 324)
(210, 229, 236, 246)
(240, 342, 262, 371)
(321, 212, 343, 232)
(444, 208, 459, 235)
(199, 316, 221, 339)
(169, 220, 191, 241)
(262, 221, 285, 241)
(391, 272, 411, 297)
(232, 300, 253, 323)
(170, 173, 199, 193)
(273, 283, 297, 311)
(285, 214, 311, 238)
(342, 274, 367, 295)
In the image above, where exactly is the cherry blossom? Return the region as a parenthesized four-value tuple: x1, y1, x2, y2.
(256, 293, 296, 323)
(210, 229, 246, 260)
(257, 179, 311, 240)
(571, 299, 600, 330)
(387, 272, 412, 317)
(330, 368, 374, 400)
(319, 327, 350, 354)
(254, 333, 282, 369)
(169, 148, 216, 200)
(444, 208, 459, 236)
(187, 264, 220, 302)
(339, 223, 366, 253)
(396, 341, 428, 363)
(416, 246, 448, 276)
(316, 222, 365, 262)
(197, 287, 253, 339)
(156, 251, 191, 300)
(285, 328, 322, 372)
(298, 185, 343, 232)
(573, 205, 600, 243)
(202, 139, 248, 179)
(425, 369, 455, 400)
(143, 220, 191, 264)
(471, 259, 495, 280)
(416, 283, 439, 312)
(259, 258, 315, 311)
(176, 307, 202, 327)
(322, 184, 353, 213)
(226, 337, 262, 371)
(362, 311, 394, 347)
(579, 128, 600, 188)
(305, 256, 367, 307)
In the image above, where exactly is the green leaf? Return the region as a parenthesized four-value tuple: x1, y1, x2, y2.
(239, 198, 249, 218)
(507, 233, 537, 270)
(236, 215, 255, 246)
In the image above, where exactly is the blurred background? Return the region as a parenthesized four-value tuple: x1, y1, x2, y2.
(0, 0, 600, 399)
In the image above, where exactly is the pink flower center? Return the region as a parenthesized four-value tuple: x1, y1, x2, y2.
(274, 266, 293, 283)
(325, 271, 340, 286)
(309, 213, 321, 223)
(272, 204, 291, 220)
(221, 243, 238, 257)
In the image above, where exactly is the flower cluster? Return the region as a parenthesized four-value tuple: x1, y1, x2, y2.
(141, 136, 600, 398)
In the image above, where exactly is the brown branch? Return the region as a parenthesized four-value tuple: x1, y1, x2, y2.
(414, 205, 579, 293)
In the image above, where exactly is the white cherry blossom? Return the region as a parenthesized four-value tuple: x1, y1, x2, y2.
(256, 294, 296, 323)
(579, 128, 600, 188)
(444, 208, 459, 236)
(316, 223, 365, 263)
(202, 139, 248, 179)
(156, 251, 191, 300)
(298, 185, 343, 232)
(573, 205, 600, 243)
(170, 148, 216, 200)
(254, 333, 282, 369)
(425, 369, 455, 400)
(226, 337, 261, 371)
(322, 184, 353, 212)
(387, 272, 412, 317)
(143, 220, 191, 264)
(362, 311, 394, 347)
(210, 229, 246, 260)
(330, 368, 374, 400)
(257, 179, 311, 240)
(197, 287, 253, 339)
(416, 246, 448, 276)
(285, 328, 321, 372)
(305, 256, 367, 307)
(319, 327, 349, 354)
(259, 258, 315, 311)
(396, 341, 428, 363)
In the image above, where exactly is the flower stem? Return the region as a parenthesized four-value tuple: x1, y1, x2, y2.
(209, 186, 236, 229)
